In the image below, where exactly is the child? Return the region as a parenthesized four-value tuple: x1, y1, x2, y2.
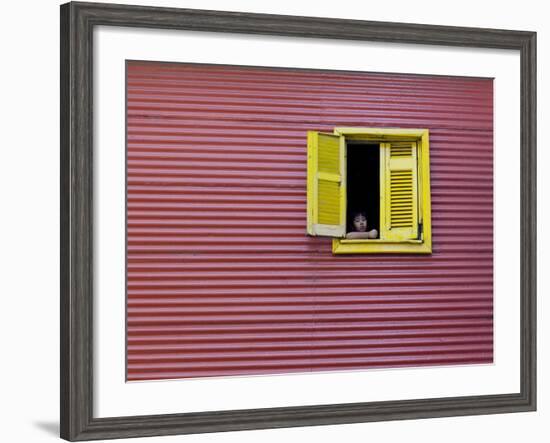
(345, 212, 378, 239)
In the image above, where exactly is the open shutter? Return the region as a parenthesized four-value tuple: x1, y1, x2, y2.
(307, 131, 346, 237)
(381, 141, 419, 241)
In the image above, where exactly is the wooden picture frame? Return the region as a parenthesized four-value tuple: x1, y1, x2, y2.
(60, 2, 536, 440)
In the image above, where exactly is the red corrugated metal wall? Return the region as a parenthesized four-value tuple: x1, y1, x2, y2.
(126, 62, 493, 381)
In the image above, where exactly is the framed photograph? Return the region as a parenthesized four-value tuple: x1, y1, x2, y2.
(60, 1, 536, 441)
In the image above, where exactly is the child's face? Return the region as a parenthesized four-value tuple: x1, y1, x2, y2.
(353, 215, 367, 232)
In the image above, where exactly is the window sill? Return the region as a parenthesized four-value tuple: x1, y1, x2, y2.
(332, 238, 432, 254)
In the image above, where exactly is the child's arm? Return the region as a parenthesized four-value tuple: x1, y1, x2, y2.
(345, 229, 378, 239)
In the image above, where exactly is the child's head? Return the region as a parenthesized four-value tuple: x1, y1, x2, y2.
(352, 212, 367, 232)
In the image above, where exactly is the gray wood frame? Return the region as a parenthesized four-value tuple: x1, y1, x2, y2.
(60, 2, 536, 440)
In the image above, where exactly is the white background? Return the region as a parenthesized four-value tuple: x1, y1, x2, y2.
(0, 0, 546, 442)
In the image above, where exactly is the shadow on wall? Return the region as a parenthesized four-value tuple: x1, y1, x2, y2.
(32, 421, 59, 437)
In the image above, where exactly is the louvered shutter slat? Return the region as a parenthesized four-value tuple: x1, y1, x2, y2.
(383, 142, 419, 240)
(307, 132, 346, 237)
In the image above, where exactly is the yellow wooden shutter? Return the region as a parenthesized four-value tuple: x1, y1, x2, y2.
(306, 131, 346, 237)
(381, 141, 419, 241)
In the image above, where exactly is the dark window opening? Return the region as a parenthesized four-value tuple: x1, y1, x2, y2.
(346, 143, 380, 237)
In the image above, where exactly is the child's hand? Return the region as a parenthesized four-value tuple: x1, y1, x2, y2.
(345, 229, 378, 240)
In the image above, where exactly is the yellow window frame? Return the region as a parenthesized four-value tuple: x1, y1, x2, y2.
(331, 128, 432, 254)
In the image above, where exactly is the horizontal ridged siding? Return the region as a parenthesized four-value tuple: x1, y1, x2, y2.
(126, 62, 493, 381)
